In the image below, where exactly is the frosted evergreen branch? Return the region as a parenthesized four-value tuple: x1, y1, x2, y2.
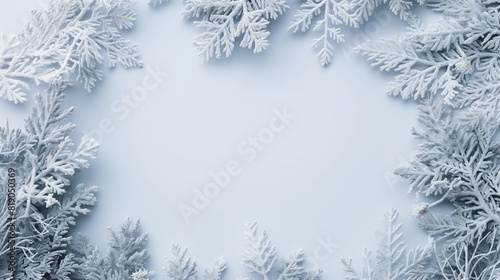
(0, 179, 14, 257)
(396, 103, 500, 246)
(72, 219, 153, 280)
(288, 0, 349, 66)
(162, 223, 320, 280)
(242, 221, 278, 280)
(396, 101, 500, 276)
(182, 0, 288, 61)
(342, 209, 434, 280)
(289, 0, 423, 66)
(277, 251, 306, 280)
(0, 80, 101, 279)
(349, 0, 423, 26)
(165, 244, 198, 280)
(15, 82, 98, 217)
(433, 229, 500, 279)
(204, 258, 227, 280)
(0, 0, 143, 104)
(242, 222, 322, 280)
(163, 245, 228, 280)
(107, 219, 151, 279)
(0, 121, 31, 166)
(356, 0, 500, 111)
(355, 36, 474, 100)
(164, 243, 227, 280)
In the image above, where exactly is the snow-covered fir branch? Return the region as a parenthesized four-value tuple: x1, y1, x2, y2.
(288, 0, 351, 66)
(356, 0, 500, 115)
(72, 218, 153, 280)
(0, 82, 99, 279)
(397, 103, 500, 245)
(2, 2, 500, 280)
(182, 0, 289, 62)
(242, 221, 322, 280)
(289, 0, 423, 66)
(396, 102, 500, 278)
(163, 222, 321, 280)
(342, 209, 434, 280)
(434, 230, 500, 280)
(0, 0, 142, 104)
(0, 82, 152, 279)
(164, 244, 200, 280)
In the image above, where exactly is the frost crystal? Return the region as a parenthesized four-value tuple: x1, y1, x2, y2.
(356, 0, 500, 113)
(289, 0, 423, 66)
(342, 209, 434, 280)
(0, 0, 142, 104)
(182, 0, 289, 62)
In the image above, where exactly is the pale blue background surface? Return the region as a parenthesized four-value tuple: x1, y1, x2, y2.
(0, 1, 427, 279)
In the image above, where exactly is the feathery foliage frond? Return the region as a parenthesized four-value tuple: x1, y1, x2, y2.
(0, 0, 142, 104)
(182, 0, 288, 62)
(342, 209, 434, 280)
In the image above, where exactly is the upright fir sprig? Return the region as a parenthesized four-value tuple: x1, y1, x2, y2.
(0, 0, 142, 104)
(164, 243, 225, 280)
(356, 0, 500, 115)
(242, 221, 322, 280)
(72, 218, 153, 280)
(289, 0, 423, 66)
(0, 81, 98, 279)
(342, 209, 434, 280)
(182, 0, 289, 62)
(242, 221, 278, 280)
(163, 222, 321, 280)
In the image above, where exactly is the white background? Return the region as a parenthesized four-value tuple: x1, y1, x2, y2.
(0, 1, 428, 279)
